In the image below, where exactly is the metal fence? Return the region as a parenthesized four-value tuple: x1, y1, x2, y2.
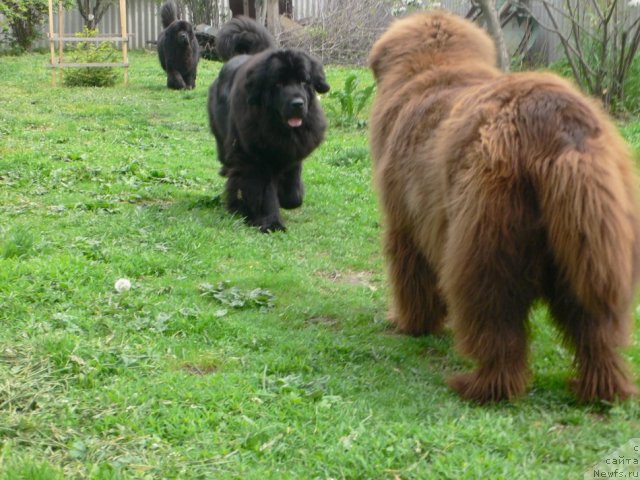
(35, 0, 326, 50)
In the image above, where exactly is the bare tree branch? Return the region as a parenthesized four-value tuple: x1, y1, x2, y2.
(540, 1, 595, 91)
(76, 0, 114, 29)
(475, 0, 511, 71)
(566, 0, 586, 71)
(589, 0, 604, 22)
(621, 17, 640, 82)
(514, 0, 640, 111)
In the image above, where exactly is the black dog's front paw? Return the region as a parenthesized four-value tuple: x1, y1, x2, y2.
(256, 218, 286, 233)
(278, 189, 303, 210)
(244, 212, 286, 233)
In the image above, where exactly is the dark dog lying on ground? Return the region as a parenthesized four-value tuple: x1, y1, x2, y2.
(207, 17, 330, 232)
(157, 0, 199, 90)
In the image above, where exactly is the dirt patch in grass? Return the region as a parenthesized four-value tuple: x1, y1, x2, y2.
(316, 270, 377, 290)
(180, 362, 218, 376)
(306, 316, 340, 328)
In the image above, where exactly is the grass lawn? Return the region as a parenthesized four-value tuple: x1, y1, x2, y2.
(1, 50, 640, 480)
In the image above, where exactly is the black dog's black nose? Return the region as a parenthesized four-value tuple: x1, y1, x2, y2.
(290, 98, 305, 109)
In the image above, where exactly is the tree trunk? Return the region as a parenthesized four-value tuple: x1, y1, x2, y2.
(476, 0, 510, 71)
(243, 0, 250, 16)
(76, 0, 113, 30)
(255, 0, 280, 38)
(265, 0, 281, 38)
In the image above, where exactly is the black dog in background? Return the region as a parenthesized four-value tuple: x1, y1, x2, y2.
(157, 0, 199, 89)
(215, 16, 276, 61)
(208, 17, 330, 232)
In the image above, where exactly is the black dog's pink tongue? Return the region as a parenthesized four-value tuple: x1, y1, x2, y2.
(288, 118, 303, 128)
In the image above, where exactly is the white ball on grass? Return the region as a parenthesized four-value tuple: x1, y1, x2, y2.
(114, 278, 131, 293)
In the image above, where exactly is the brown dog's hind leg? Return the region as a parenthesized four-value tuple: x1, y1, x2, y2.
(442, 188, 536, 403)
(546, 280, 637, 403)
(385, 226, 447, 336)
(444, 278, 533, 403)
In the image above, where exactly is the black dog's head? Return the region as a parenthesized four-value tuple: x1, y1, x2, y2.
(170, 20, 195, 46)
(245, 50, 330, 129)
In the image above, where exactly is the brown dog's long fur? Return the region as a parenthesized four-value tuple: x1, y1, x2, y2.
(369, 11, 640, 403)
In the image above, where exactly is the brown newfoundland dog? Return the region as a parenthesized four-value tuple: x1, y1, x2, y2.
(369, 11, 640, 403)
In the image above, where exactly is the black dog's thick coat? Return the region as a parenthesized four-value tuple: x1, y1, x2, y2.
(208, 17, 330, 232)
(157, 0, 199, 90)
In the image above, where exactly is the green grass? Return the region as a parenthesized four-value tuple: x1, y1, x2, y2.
(0, 50, 639, 479)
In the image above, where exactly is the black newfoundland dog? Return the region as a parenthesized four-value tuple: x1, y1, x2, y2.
(157, 0, 199, 90)
(208, 17, 330, 232)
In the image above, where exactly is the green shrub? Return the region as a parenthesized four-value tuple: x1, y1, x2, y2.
(621, 57, 640, 116)
(550, 55, 640, 116)
(547, 57, 573, 79)
(0, 0, 47, 51)
(0, 0, 74, 52)
(326, 74, 375, 128)
(541, 3, 640, 113)
(63, 27, 118, 87)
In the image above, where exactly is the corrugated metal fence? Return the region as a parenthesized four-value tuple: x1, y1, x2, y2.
(37, 0, 327, 50)
(295, 0, 325, 18)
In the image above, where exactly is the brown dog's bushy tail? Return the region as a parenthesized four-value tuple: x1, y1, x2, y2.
(160, 0, 178, 29)
(536, 141, 639, 317)
(534, 132, 640, 401)
(216, 16, 276, 61)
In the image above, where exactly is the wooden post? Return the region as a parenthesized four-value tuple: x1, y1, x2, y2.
(265, 0, 280, 38)
(119, 0, 129, 85)
(256, 0, 266, 26)
(47, 0, 56, 85)
(57, 0, 64, 82)
(45, 0, 129, 85)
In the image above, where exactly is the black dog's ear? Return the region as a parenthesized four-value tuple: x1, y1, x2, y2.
(308, 56, 330, 94)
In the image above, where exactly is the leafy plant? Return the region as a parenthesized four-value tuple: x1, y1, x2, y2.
(199, 281, 275, 312)
(326, 74, 375, 128)
(620, 56, 640, 115)
(63, 27, 118, 87)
